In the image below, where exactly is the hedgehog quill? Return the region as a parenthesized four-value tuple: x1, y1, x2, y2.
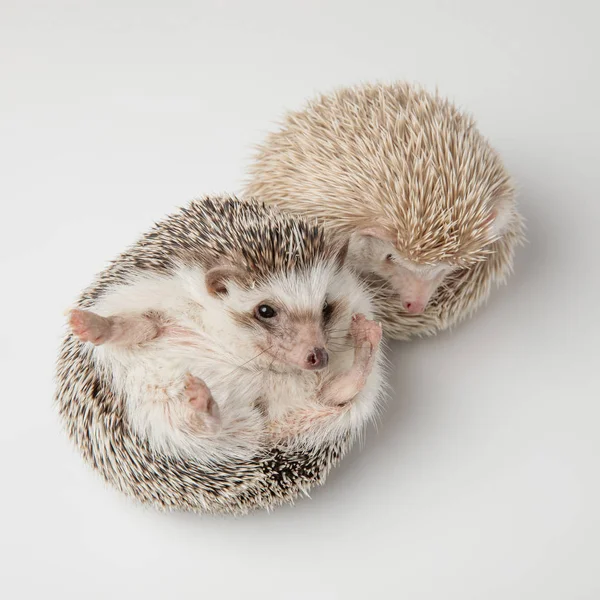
(55, 196, 385, 513)
(246, 82, 525, 339)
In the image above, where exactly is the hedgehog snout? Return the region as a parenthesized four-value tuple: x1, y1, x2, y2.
(305, 347, 329, 370)
(390, 268, 442, 315)
(402, 300, 426, 314)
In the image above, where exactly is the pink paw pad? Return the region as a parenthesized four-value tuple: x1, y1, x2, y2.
(184, 374, 221, 434)
(350, 313, 383, 347)
(184, 374, 216, 414)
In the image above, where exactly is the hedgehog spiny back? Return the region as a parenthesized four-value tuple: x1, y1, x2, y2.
(81, 196, 338, 306)
(150, 197, 334, 279)
(248, 82, 515, 267)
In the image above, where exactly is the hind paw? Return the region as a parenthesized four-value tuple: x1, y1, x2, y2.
(184, 374, 221, 434)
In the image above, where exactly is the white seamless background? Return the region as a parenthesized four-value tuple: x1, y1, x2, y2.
(1, 1, 598, 599)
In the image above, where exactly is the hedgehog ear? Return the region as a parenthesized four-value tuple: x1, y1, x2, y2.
(486, 197, 514, 240)
(357, 226, 396, 243)
(205, 264, 247, 297)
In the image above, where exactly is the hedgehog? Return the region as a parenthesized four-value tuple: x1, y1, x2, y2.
(245, 82, 525, 339)
(55, 195, 384, 514)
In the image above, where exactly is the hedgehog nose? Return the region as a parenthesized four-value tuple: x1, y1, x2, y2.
(306, 347, 329, 370)
(403, 300, 425, 314)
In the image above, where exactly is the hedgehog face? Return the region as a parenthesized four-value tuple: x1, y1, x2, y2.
(385, 260, 453, 314)
(349, 228, 454, 314)
(204, 259, 356, 373)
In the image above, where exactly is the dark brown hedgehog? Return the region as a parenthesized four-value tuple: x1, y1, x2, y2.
(55, 196, 384, 514)
(245, 82, 525, 339)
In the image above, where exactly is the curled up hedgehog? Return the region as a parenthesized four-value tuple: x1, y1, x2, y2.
(245, 82, 525, 339)
(55, 196, 384, 514)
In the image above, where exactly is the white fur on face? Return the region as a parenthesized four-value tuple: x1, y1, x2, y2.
(386, 260, 452, 314)
(85, 260, 383, 460)
(216, 261, 370, 371)
(347, 233, 454, 314)
(224, 264, 335, 323)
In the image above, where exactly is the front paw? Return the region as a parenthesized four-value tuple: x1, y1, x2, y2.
(350, 313, 383, 352)
(69, 309, 112, 345)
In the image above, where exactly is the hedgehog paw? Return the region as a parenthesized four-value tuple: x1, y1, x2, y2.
(317, 315, 382, 406)
(69, 309, 113, 345)
(350, 313, 383, 351)
(184, 373, 221, 434)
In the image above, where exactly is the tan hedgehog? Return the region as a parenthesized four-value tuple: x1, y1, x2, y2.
(245, 82, 525, 339)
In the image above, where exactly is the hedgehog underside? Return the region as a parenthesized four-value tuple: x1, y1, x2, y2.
(56, 322, 354, 515)
(55, 197, 355, 514)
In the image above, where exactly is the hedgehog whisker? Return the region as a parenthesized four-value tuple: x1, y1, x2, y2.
(326, 343, 359, 351)
(326, 348, 356, 353)
(224, 345, 274, 377)
(326, 328, 356, 334)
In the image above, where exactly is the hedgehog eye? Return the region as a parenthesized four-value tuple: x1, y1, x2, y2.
(255, 304, 277, 319)
(385, 254, 394, 262)
(322, 299, 334, 322)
